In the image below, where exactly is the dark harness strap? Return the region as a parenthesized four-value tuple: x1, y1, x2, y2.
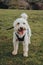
(15, 33, 25, 41)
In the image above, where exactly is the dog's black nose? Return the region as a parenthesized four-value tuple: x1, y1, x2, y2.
(20, 27, 23, 30)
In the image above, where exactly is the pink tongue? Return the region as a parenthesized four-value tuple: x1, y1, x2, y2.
(19, 31, 23, 35)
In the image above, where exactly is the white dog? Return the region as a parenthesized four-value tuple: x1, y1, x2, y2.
(12, 13, 31, 57)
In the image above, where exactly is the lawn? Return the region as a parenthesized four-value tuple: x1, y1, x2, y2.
(0, 9, 43, 65)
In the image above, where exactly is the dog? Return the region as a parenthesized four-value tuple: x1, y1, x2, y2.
(12, 13, 31, 57)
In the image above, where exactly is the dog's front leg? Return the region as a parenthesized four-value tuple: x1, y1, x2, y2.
(23, 34, 29, 57)
(12, 33, 19, 55)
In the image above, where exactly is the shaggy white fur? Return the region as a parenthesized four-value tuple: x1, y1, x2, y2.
(12, 13, 31, 57)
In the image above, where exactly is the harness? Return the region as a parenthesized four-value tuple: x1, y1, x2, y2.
(15, 33, 25, 41)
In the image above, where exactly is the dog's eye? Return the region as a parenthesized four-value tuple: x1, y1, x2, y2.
(17, 23, 20, 25)
(23, 23, 25, 24)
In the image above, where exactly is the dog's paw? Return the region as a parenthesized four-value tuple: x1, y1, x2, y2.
(12, 51, 17, 55)
(23, 53, 28, 57)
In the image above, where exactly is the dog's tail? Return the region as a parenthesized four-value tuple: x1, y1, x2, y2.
(21, 13, 28, 20)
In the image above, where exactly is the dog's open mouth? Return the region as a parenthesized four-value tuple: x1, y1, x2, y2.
(17, 27, 26, 35)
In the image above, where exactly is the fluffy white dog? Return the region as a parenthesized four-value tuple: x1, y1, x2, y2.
(12, 13, 31, 57)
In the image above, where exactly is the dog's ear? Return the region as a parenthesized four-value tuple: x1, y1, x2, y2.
(21, 13, 28, 20)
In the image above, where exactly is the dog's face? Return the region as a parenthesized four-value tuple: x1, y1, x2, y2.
(13, 18, 28, 36)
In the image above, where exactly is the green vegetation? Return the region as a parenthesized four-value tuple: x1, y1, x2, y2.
(0, 9, 43, 65)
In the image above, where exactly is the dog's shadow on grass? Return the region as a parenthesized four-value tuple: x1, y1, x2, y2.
(4, 51, 24, 59)
(4, 51, 29, 59)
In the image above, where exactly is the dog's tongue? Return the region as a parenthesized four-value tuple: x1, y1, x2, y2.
(19, 31, 23, 35)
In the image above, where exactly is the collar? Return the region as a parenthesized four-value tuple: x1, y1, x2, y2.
(15, 33, 25, 41)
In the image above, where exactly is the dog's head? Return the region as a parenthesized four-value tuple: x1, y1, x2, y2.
(13, 13, 28, 37)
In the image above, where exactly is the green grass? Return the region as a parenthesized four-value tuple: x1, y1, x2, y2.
(0, 9, 43, 65)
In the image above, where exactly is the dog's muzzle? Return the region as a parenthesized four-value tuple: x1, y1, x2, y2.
(17, 27, 26, 35)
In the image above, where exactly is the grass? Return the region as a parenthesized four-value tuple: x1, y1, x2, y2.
(0, 9, 43, 65)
